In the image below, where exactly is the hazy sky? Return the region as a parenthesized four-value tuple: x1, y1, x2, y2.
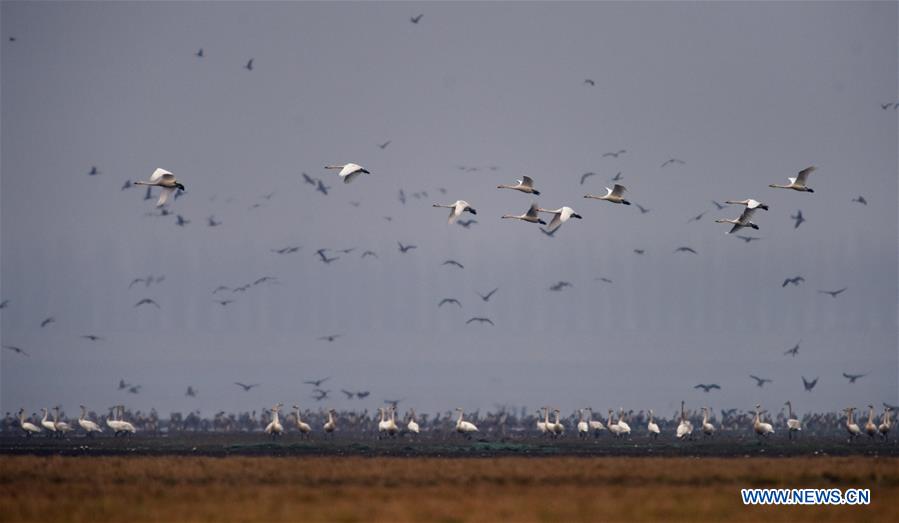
(2, 1, 896, 419)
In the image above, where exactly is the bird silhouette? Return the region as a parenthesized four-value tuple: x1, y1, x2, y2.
(341, 389, 355, 399)
(438, 298, 462, 308)
(356, 391, 370, 399)
(398, 242, 417, 253)
(40, 317, 55, 328)
(378, 140, 392, 149)
(175, 215, 190, 227)
(842, 372, 868, 383)
(316, 249, 339, 264)
(245, 58, 254, 71)
(687, 211, 707, 223)
(818, 287, 847, 298)
(851, 196, 867, 205)
(215, 300, 234, 307)
(195, 48, 203, 58)
(790, 210, 805, 228)
(602, 149, 626, 158)
(584, 79, 595, 86)
(318, 335, 340, 342)
(316, 180, 330, 195)
(635, 204, 651, 214)
(549, 281, 572, 291)
(711, 200, 727, 210)
(312, 389, 330, 401)
(212, 286, 230, 294)
(304, 377, 330, 387)
(443, 260, 464, 269)
(134, 298, 160, 308)
(660, 158, 686, 168)
(783, 341, 800, 357)
(253, 276, 277, 286)
(186, 386, 197, 397)
(611, 172, 623, 182)
(694, 384, 721, 392)
(234, 382, 259, 392)
(466, 317, 494, 326)
(782, 276, 805, 287)
(81, 335, 104, 342)
(880, 103, 894, 110)
(127, 385, 141, 394)
(457, 219, 477, 229)
(207, 216, 222, 227)
(88, 166, 100, 176)
(633, 249, 645, 255)
(749, 375, 772, 388)
(735, 235, 761, 243)
(118, 379, 130, 390)
(802, 376, 818, 391)
(674, 247, 697, 254)
(580, 172, 597, 185)
(2, 345, 28, 356)
(361, 250, 378, 259)
(0, 300, 8, 309)
(410, 14, 423, 24)
(477, 288, 498, 302)
(595, 277, 613, 284)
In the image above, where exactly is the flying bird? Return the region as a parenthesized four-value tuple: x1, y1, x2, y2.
(234, 382, 259, 391)
(660, 158, 686, 168)
(316, 249, 339, 264)
(501, 202, 546, 224)
(378, 140, 392, 149)
(818, 287, 847, 298)
(735, 235, 761, 243)
(253, 276, 277, 286)
(635, 204, 651, 214)
(580, 172, 597, 185)
(782, 276, 805, 287)
(497, 176, 540, 195)
(215, 300, 234, 307)
(40, 317, 55, 328)
(851, 195, 867, 205)
(549, 281, 572, 291)
(711, 201, 727, 210)
(784, 340, 801, 357)
(432, 200, 477, 224)
(715, 207, 759, 234)
(842, 372, 868, 384)
(316, 180, 330, 195)
(674, 247, 697, 254)
(212, 286, 230, 294)
(438, 298, 462, 308)
(324, 163, 370, 184)
(361, 250, 378, 258)
(245, 58, 254, 70)
(81, 335, 104, 342)
(749, 375, 772, 388)
(694, 384, 721, 393)
(88, 166, 100, 176)
(301, 172, 317, 185)
(186, 386, 197, 397)
(341, 389, 355, 399)
(134, 298, 160, 308)
(195, 48, 203, 58)
(318, 335, 340, 342)
(466, 317, 494, 326)
(175, 215, 190, 227)
(881, 103, 894, 110)
(611, 172, 623, 182)
(802, 376, 818, 392)
(595, 277, 613, 284)
(356, 391, 370, 399)
(128, 385, 141, 394)
(538, 206, 583, 233)
(727, 199, 769, 211)
(602, 150, 626, 158)
(443, 260, 464, 269)
(398, 242, 417, 253)
(633, 249, 645, 255)
(790, 210, 805, 229)
(118, 379, 130, 390)
(134, 168, 185, 207)
(2, 345, 28, 357)
(539, 226, 558, 237)
(769, 166, 815, 193)
(304, 377, 331, 387)
(312, 389, 330, 401)
(584, 79, 595, 86)
(0, 300, 8, 309)
(477, 288, 498, 302)
(208, 216, 221, 227)
(457, 219, 477, 229)
(410, 14, 423, 24)
(584, 184, 630, 205)
(687, 211, 707, 223)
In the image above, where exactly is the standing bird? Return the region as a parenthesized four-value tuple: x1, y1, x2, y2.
(77, 405, 102, 436)
(844, 407, 861, 441)
(501, 202, 547, 225)
(134, 168, 185, 207)
(784, 401, 802, 440)
(753, 405, 775, 439)
(537, 206, 583, 233)
(264, 404, 283, 438)
(769, 166, 816, 192)
(497, 176, 540, 195)
(454, 408, 479, 438)
(432, 201, 477, 224)
(18, 409, 41, 437)
(879, 407, 892, 440)
(324, 163, 370, 184)
(584, 184, 630, 205)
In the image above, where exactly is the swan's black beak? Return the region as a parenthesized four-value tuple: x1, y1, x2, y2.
(572, 214, 583, 219)
(806, 188, 814, 193)
(760, 204, 769, 210)
(538, 219, 547, 225)
(622, 200, 631, 205)
(532, 190, 541, 195)
(468, 208, 477, 215)
(176, 183, 185, 191)
(750, 223, 759, 230)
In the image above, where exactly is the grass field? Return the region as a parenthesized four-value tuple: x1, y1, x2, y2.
(1, 456, 897, 522)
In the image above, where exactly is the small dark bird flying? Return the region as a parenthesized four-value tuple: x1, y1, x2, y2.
(81, 335, 104, 342)
(735, 235, 761, 243)
(443, 260, 464, 269)
(842, 372, 868, 384)
(245, 58, 254, 71)
(40, 317, 55, 328)
(319, 335, 340, 342)
(782, 276, 805, 287)
(3, 345, 28, 356)
(398, 242, 417, 253)
(749, 375, 772, 388)
(851, 196, 867, 205)
(694, 384, 721, 393)
(438, 298, 462, 308)
(580, 172, 597, 185)
(802, 376, 818, 391)
(234, 382, 260, 391)
(784, 340, 801, 357)
(378, 140, 392, 149)
(549, 281, 572, 291)
(818, 287, 847, 298)
(410, 14, 423, 24)
(134, 298, 160, 308)
(477, 288, 498, 302)
(88, 166, 100, 176)
(466, 317, 495, 326)
(674, 247, 697, 254)
(790, 210, 805, 229)
(584, 79, 595, 86)
(660, 158, 686, 168)
(186, 386, 197, 397)
(304, 377, 330, 387)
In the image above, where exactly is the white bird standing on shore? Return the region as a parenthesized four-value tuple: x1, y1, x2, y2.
(18, 409, 41, 437)
(454, 408, 478, 437)
(78, 405, 102, 436)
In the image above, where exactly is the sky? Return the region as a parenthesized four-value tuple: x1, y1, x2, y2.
(1, 1, 896, 419)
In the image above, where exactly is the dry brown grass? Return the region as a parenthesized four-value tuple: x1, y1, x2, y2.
(1, 456, 896, 522)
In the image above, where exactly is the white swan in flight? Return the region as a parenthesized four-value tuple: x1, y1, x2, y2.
(584, 184, 630, 205)
(324, 163, 369, 184)
(537, 206, 582, 232)
(433, 201, 477, 224)
(715, 207, 759, 234)
(769, 166, 815, 193)
(134, 168, 185, 207)
(502, 202, 546, 225)
(726, 199, 769, 211)
(497, 176, 540, 195)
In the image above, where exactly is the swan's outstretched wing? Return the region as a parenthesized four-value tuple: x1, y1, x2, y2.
(525, 202, 540, 219)
(149, 168, 173, 183)
(796, 166, 815, 185)
(738, 207, 756, 223)
(157, 187, 175, 207)
(521, 176, 535, 188)
(611, 184, 627, 198)
(545, 212, 563, 232)
(727, 223, 742, 235)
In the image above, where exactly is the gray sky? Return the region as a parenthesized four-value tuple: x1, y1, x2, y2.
(2, 1, 896, 418)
